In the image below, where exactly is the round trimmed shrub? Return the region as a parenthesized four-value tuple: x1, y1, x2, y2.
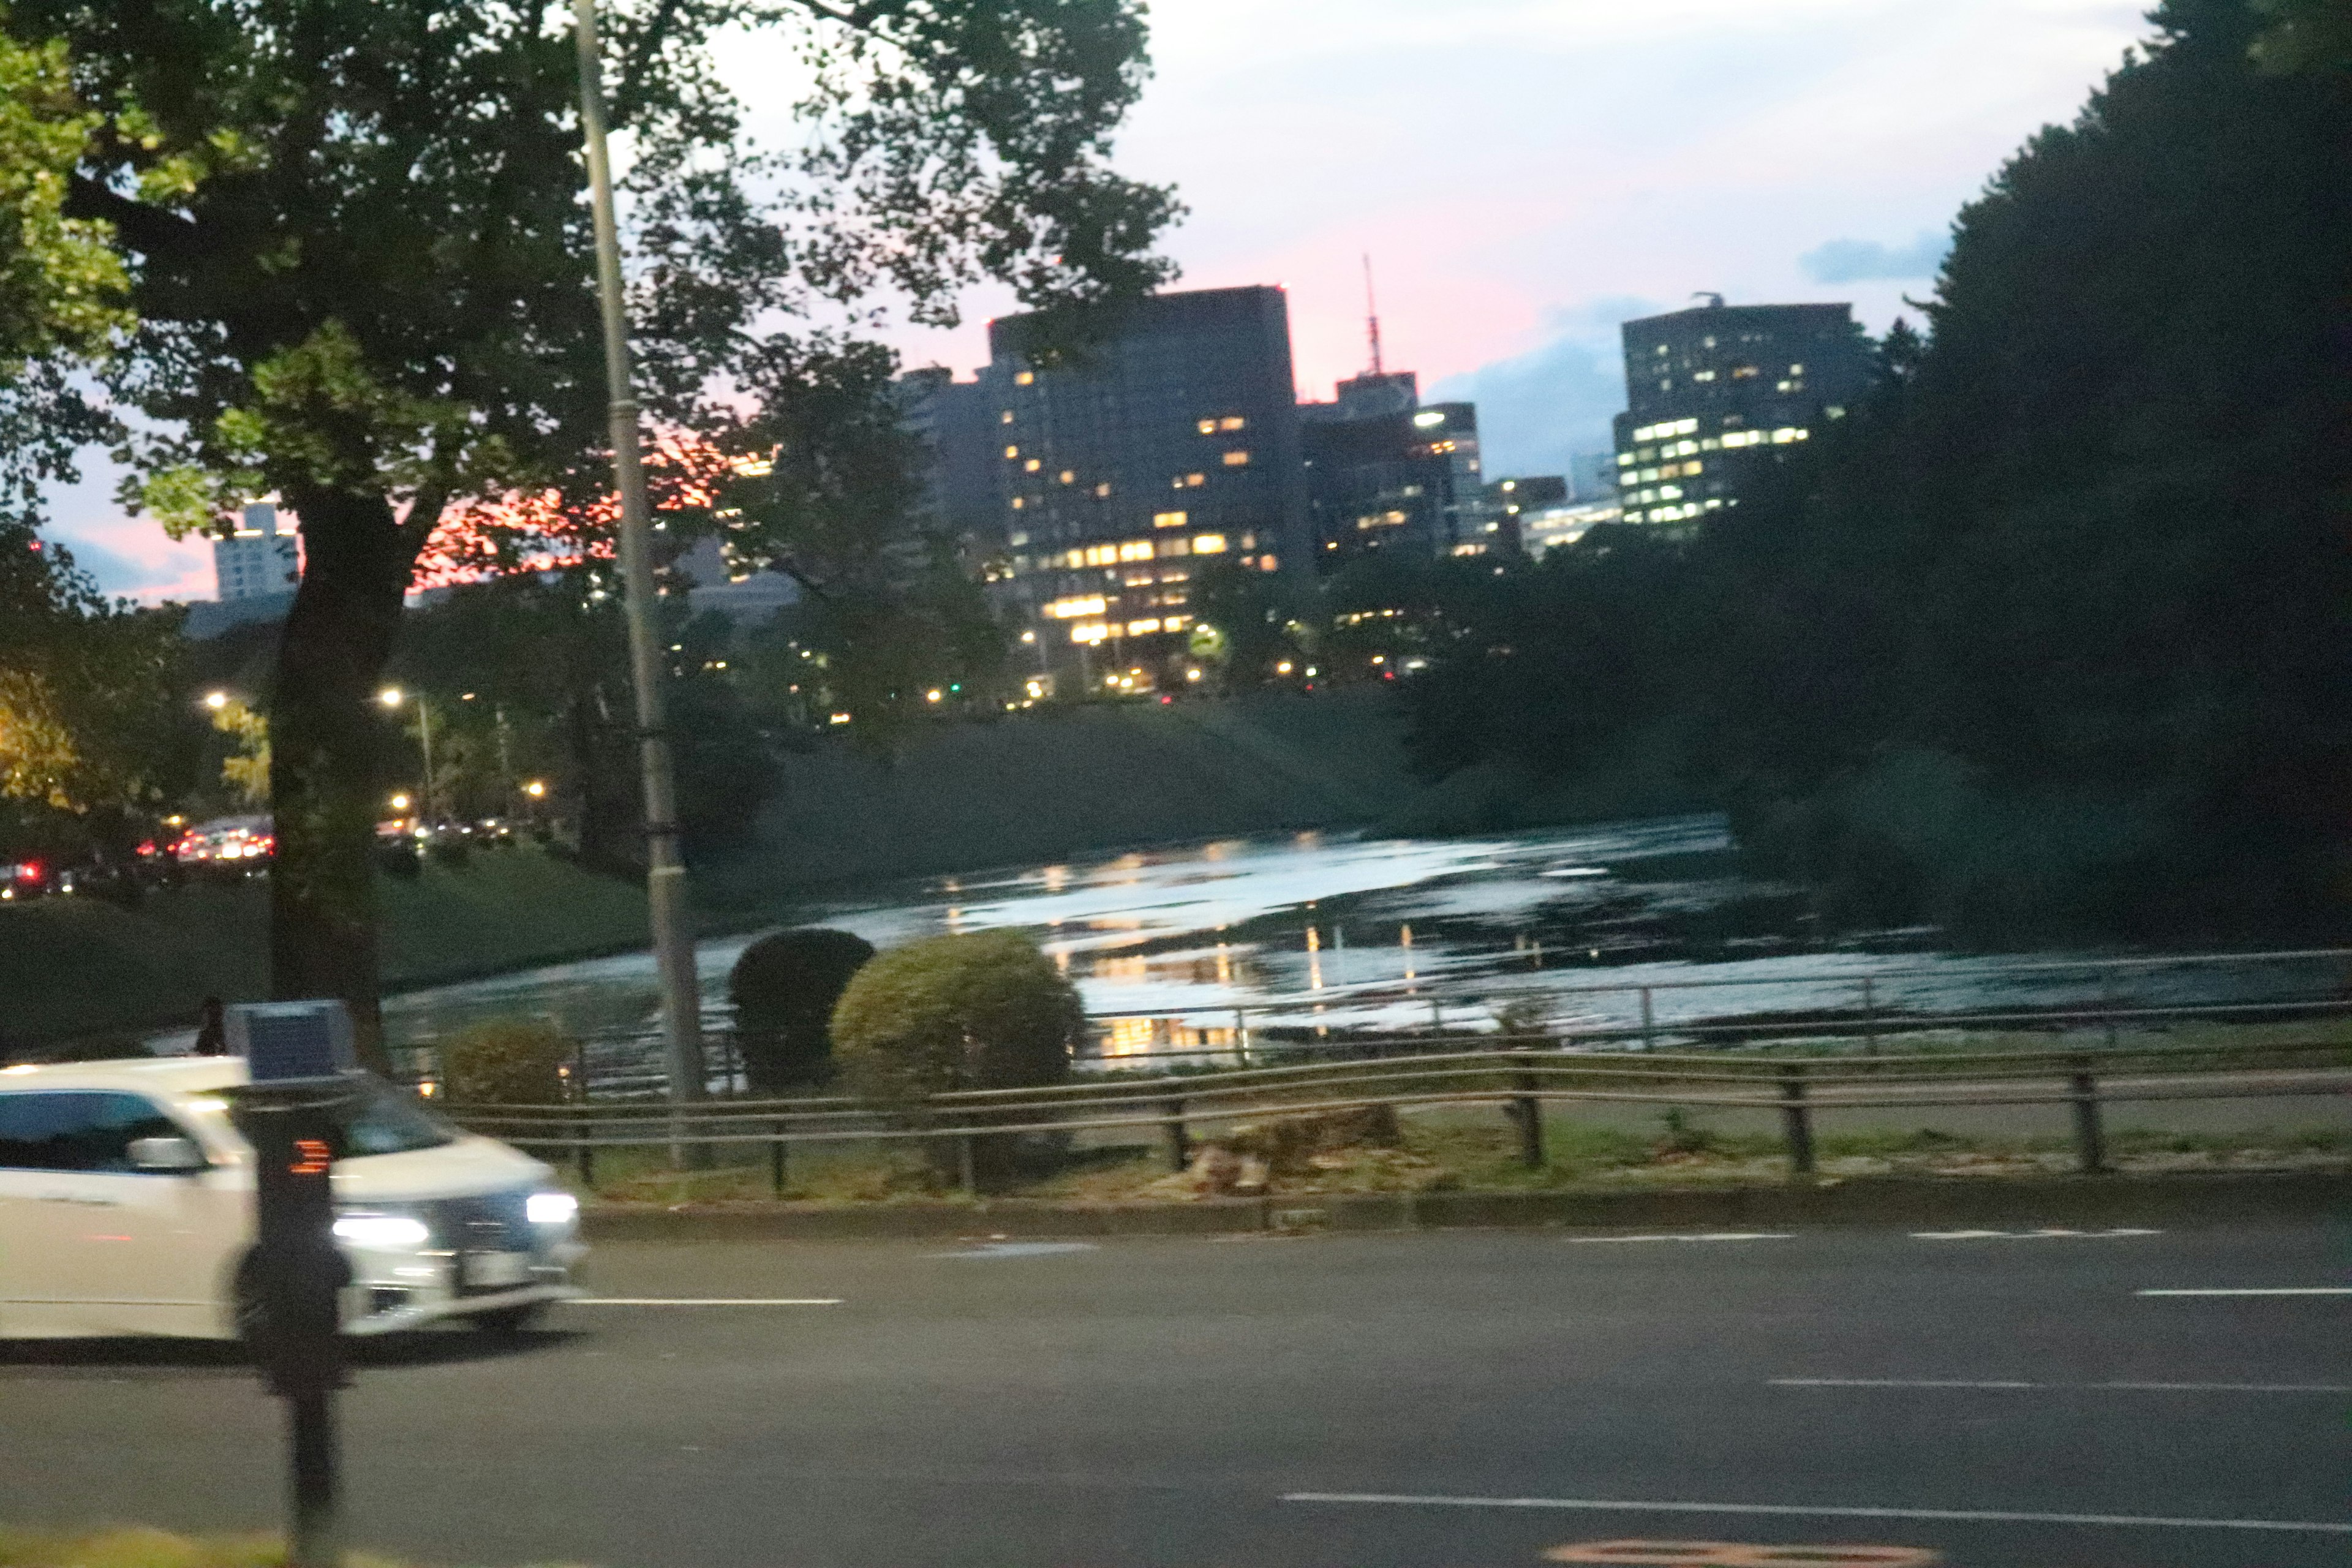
(831, 930, 1082, 1104)
(442, 1017, 571, 1106)
(728, 927, 876, 1093)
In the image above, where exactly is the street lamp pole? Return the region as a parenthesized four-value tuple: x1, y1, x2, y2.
(415, 696, 435, 824)
(575, 0, 706, 1158)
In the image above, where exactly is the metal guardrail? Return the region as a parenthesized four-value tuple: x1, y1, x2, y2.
(435, 1034, 2352, 1197)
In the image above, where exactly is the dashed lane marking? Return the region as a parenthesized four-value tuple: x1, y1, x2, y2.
(568, 1297, 843, 1306)
(1545, 1545, 1938, 1566)
(2136, 1286, 2352, 1297)
(1910, 1227, 2160, 1240)
(1278, 1492, 2352, 1535)
(932, 1242, 1100, 1259)
(1566, 1234, 1795, 1245)
(1773, 1377, 2352, 1393)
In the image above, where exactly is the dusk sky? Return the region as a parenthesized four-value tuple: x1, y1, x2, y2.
(46, 0, 2151, 602)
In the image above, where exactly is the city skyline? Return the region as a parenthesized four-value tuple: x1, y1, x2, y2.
(40, 0, 2149, 600)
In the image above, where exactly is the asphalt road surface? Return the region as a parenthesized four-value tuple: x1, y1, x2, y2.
(4, 1221, 2347, 1568)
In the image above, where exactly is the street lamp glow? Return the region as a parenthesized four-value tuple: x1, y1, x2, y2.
(388, 793, 411, 812)
(377, 687, 403, 707)
(523, 780, 547, 799)
(204, 690, 230, 710)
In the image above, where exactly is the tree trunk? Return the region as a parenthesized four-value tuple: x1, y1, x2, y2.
(268, 487, 416, 1075)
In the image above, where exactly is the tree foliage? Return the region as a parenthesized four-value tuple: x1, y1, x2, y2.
(1400, 0, 2351, 940)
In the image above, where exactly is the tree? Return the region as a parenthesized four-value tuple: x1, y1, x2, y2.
(6, 1, 1175, 1065)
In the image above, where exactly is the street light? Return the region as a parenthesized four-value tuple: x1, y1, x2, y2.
(522, 780, 547, 799)
(205, 690, 230, 711)
(376, 688, 434, 825)
(388, 793, 411, 813)
(576, 0, 707, 1156)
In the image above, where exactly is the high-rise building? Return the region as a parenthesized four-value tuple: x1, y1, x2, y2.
(1610, 298, 1873, 529)
(212, 502, 300, 601)
(1300, 397, 1500, 564)
(979, 286, 1308, 684)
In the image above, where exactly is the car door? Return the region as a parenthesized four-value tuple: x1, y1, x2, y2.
(0, 1090, 243, 1337)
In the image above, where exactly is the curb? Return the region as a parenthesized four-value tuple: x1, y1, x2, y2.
(582, 1169, 2350, 1243)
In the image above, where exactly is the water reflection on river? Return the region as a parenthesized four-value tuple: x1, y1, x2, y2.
(380, 813, 2347, 1070)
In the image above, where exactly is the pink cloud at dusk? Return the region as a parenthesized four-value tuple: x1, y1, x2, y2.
(44, 0, 2151, 597)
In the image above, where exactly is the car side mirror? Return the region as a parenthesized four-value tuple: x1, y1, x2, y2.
(128, 1135, 208, 1172)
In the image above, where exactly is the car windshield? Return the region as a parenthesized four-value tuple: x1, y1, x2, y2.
(226, 1076, 456, 1158)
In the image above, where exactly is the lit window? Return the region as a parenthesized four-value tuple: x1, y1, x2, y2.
(1000, 411, 1014, 424)
(1789, 364, 1804, 375)
(1638, 469, 1657, 483)
(1070, 620, 1108, 644)
(1024, 458, 1041, 472)
(1094, 482, 1112, 497)
(1128, 619, 1161, 635)
(1118, 540, 1155, 562)
(1412, 410, 1446, 428)
(1015, 371, 1035, 386)
(1772, 428, 1798, 444)
(1010, 497, 1025, 510)
(1654, 345, 1668, 356)
(1192, 533, 1227, 554)
(1218, 416, 1245, 432)
(1084, 545, 1119, 566)
(1259, 554, 1278, 571)
(1826, 405, 1847, 421)
(1158, 537, 1190, 558)
(1776, 380, 1793, 393)
(1638, 447, 1656, 461)
(1676, 440, 1699, 456)
(1042, 595, 1107, 619)
(1659, 485, 1683, 500)
(1700, 437, 1720, 451)
(1164, 614, 1192, 631)
(1615, 453, 1635, 467)
(1124, 570, 1155, 586)
(1004, 446, 1019, 459)
(1153, 510, 1188, 529)
(1676, 418, 1697, 435)
(1223, 451, 1250, 467)
(1693, 371, 1717, 383)
(1184, 473, 1205, 487)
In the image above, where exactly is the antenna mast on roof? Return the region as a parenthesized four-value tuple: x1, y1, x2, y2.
(1363, 254, 1384, 377)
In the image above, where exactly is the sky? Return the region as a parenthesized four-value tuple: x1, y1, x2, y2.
(42, 0, 2152, 601)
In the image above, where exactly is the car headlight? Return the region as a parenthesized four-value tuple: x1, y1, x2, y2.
(333, 1212, 431, 1249)
(526, 1190, 579, 1226)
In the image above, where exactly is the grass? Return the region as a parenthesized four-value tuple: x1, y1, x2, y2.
(0, 1525, 578, 1568)
(549, 1102, 2352, 1208)
(1, 849, 653, 1052)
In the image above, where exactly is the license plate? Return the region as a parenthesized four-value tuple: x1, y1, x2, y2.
(463, 1251, 533, 1287)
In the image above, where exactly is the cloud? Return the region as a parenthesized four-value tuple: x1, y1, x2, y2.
(1800, 230, 1950, 284)
(1431, 297, 1656, 484)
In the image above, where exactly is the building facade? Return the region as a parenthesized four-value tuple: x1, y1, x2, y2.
(1300, 395, 1500, 565)
(212, 502, 300, 602)
(979, 287, 1309, 687)
(1610, 299, 1873, 528)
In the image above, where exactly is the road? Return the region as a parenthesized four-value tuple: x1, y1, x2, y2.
(3, 1222, 2347, 1568)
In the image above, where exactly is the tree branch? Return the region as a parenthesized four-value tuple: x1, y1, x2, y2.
(61, 175, 203, 268)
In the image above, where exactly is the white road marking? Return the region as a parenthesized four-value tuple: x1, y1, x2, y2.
(568, 1297, 843, 1306)
(1773, 1378, 2352, 1393)
(1911, 1227, 2160, 1240)
(2136, 1287, 2352, 1297)
(1280, 1493, 2352, 1535)
(1566, 1233, 1794, 1245)
(933, 1242, 1100, 1259)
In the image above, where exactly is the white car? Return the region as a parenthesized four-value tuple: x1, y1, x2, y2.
(0, 1057, 584, 1340)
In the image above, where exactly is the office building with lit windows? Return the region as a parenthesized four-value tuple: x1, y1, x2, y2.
(1299, 390, 1501, 565)
(978, 286, 1309, 685)
(211, 502, 300, 601)
(1610, 298, 1873, 529)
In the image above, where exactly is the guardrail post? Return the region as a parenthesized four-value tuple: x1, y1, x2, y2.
(1430, 998, 1444, 1036)
(574, 1109, 594, 1190)
(2070, 1057, 2107, 1174)
(1779, 1064, 1815, 1178)
(1233, 1007, 1250, 1063)
(769, 1119, 788, 1197)
(1163, 1096, 1191, 1172)
(1861, 977, 1880, 1057)
(1511, 1066, 1544, 1169)
(1640, 987, 1656, 1051)
(957, 1134, 978, 1197)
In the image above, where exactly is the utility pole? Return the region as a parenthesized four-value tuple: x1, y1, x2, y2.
(575, 0, 705, 1159)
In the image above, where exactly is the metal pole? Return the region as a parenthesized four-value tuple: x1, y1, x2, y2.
(1779, 1065, 1815, 1177)
(1639, 986, 1656, 1051)
(2070, 1057, 2106, 1174)
(1512, 1066, 1544, 1168)
(1163, 1096, 1191, 1173)
(575, 0, 706, 1164)
(417, 696, 434, 826)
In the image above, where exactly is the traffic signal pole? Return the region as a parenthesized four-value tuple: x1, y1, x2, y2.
(574, 0, 707, 1159)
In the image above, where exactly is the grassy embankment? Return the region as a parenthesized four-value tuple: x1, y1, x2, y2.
(0, 1525, 552, 1568)
(1, 850, 650, 1052)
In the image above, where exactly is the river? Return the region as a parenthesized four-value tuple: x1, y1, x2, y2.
(377, 813, 2348, 1075)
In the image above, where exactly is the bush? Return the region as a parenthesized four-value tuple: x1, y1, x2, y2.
(832, 930, 1080, 1099)
(441, 1016, 571, 1105)
(728, 927, 875, 1092)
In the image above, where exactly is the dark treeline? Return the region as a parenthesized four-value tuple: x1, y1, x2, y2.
(1399, 0, 2350, 941)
